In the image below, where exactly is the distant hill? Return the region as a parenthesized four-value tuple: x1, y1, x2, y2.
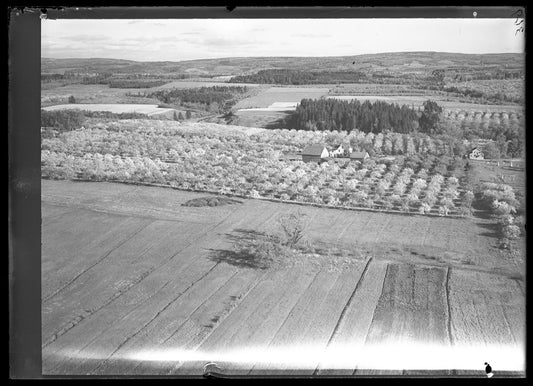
(42, 52, 524, 76)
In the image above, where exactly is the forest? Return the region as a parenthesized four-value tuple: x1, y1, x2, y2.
(147, 86, 248, 113)
(285, 98, 422, 133)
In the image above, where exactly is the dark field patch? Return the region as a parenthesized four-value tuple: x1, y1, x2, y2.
(182, 196, 243, 207)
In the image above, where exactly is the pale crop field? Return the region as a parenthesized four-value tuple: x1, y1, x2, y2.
(42, 180, 525, 376)
(234, 87, 329, 110)
(238, 101, 300, 112)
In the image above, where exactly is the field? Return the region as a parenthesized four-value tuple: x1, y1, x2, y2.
(231, 86, 328, 127)
(42, 103, 177, 117)
(228, 84, 523, 129)
(234, 87, 329, 109)
(327, 95, 524, 113)
(42, 179, 525, 375)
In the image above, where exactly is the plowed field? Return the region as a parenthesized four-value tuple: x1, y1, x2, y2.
(42, 180, 525, 376)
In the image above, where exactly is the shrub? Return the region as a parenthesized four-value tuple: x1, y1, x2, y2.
(458, 205, 472, 217)
(277, 211, 307, 248)
(390, 194, 402, 204)
(491, 200, 516, 216)
(438, 206, 449, 216)
(417, 168, 429, 179)
(406, 192, 419, 204)
(419, 202, 431, 214)
(399, 200, 410, 212)
(498, 214, 515, 226)
(412, 178, 427, 190)
(382, 198, 394, 210)
(442, 188, 459, 200)
(232, 234, 289, 269)
(513, 215, 526, 230)
(447, 176, 459, 186)
(462, 191, 475, 206)
(502, 224, 521, 240)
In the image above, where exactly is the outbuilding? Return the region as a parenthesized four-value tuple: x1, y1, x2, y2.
(350, 151, 369, 161)
(302, 144, 329, 163)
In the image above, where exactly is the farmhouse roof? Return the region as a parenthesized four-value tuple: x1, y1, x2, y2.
(350, 151, 369, 159)
(302, 144, 327, 156)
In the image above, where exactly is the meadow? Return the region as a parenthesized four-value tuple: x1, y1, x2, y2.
(42, 104, 177, 117)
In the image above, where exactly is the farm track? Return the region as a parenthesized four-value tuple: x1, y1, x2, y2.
(42, 180, 525, 376)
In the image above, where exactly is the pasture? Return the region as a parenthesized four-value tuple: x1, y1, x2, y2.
(41, 84, 161, 106)
(42, 180, 525, 376)
(42, 104, 177, 118)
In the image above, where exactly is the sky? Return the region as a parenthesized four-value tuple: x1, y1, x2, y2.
(42, 18, 525, 62)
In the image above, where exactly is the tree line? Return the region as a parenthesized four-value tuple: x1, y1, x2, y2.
(230, 69, 368, 85)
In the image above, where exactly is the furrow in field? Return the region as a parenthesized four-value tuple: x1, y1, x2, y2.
(131, 267, 267, 375)
(448, 270, 525, 376)
(281, 260, 370, 376)
(43, 224, 220, 373)
(44, 202, 275, 374)
(43, 198, 253, 346)
(48, 258, 224, 375)
(171, 267, 301, 375)
(304, 210, 345, 244)
(42, 214, 153, 302)
(448, 269, 524, 347)
(212, 265, 323, 375)
(349, 214, 384, 244)
(334, 215, 359, 245)
(377, 216, 419, 246)
(315, 260, 387, 376)
(42, 216, 214, 360)
(41, 204, 79, 226)
(246, 266, 347, 376)
(42, 220, 195, 344)
(89, 263, 240, 375)
(372, 216, 393, 244)
(364, 263, 448, 345)
(356, 263, 448, 375)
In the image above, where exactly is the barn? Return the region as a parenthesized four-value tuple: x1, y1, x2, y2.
(350, 151, 369, 161)
(302, 144, 329, 163)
